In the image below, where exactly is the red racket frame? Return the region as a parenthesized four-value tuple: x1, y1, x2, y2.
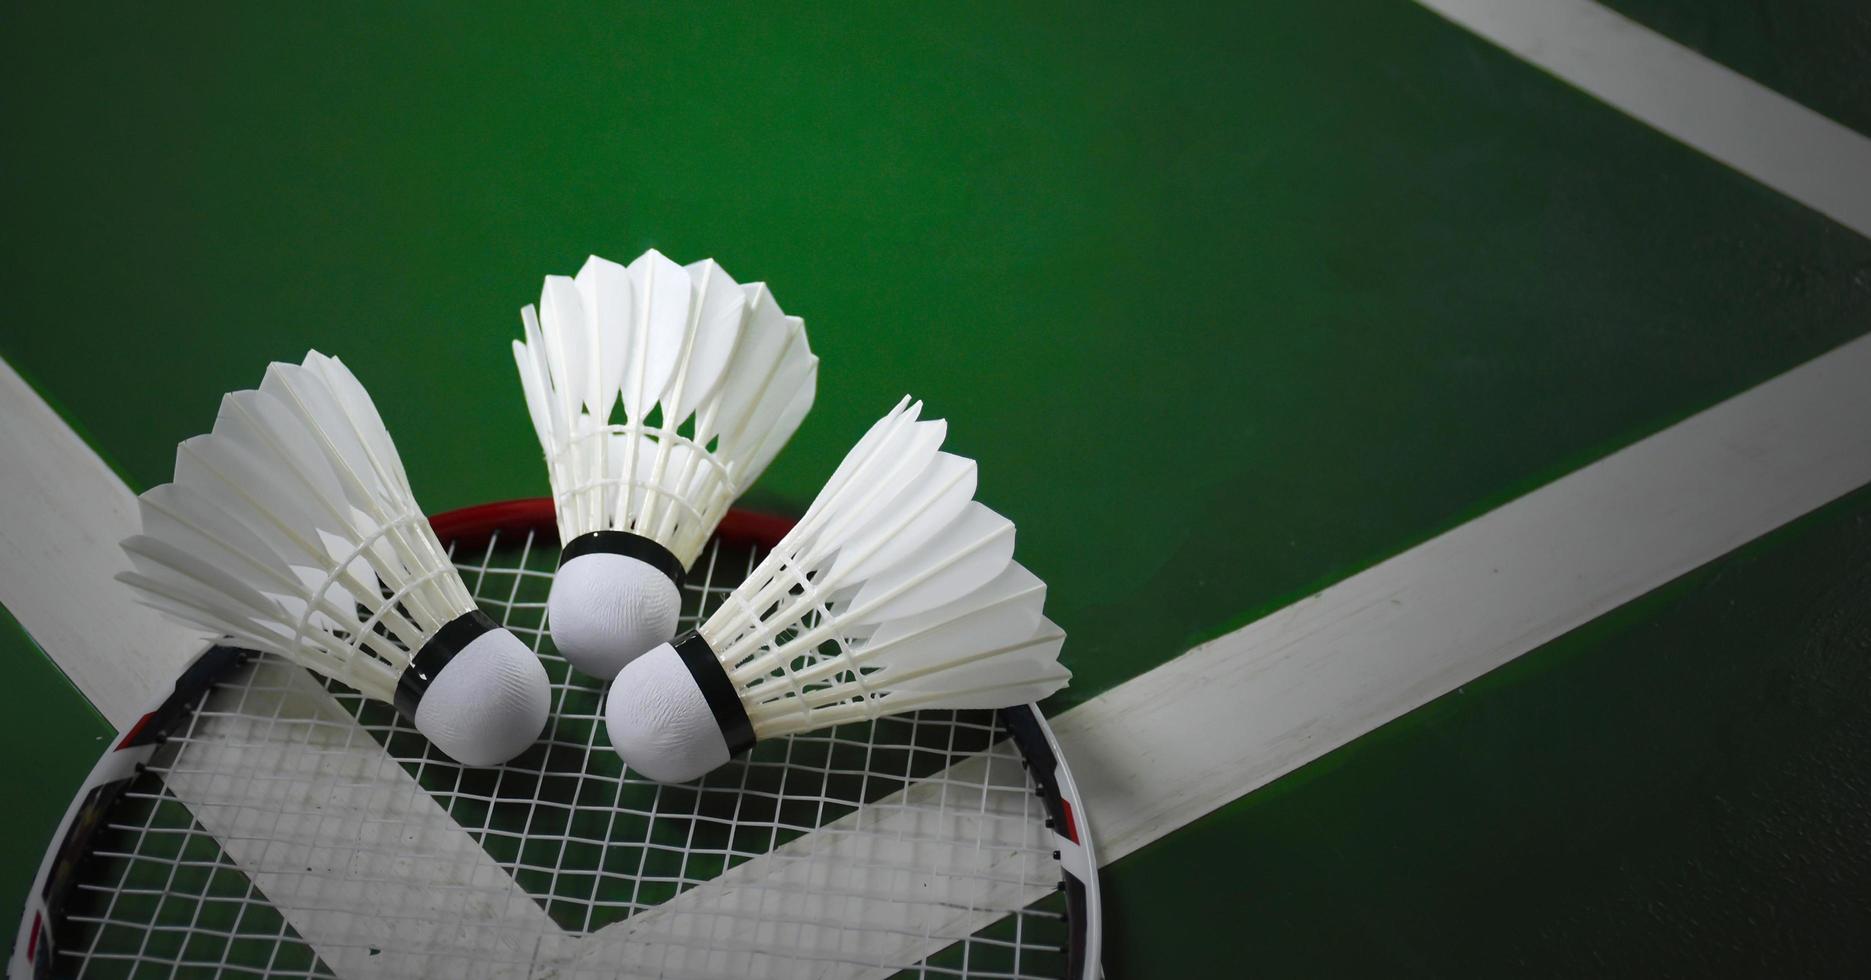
(429, 498, 796, 553)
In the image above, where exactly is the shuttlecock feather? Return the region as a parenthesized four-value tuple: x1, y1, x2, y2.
(117, 352, 551, 767)
(514, 248, 817, 680)
(604, 397, 1070, 782)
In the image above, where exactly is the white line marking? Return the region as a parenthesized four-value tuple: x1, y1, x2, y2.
(556, 750, 1047, 980)
(167, 660, 566, 979)
(0, 358, 209, 728)
(1, 355, 1073, 978)
(568, 324, 1871, 959)
(1059, 332, 1871, 862)
(1416, 0, 1871, 238)
(14, 3, 1867, 952)
(8, 322, 1870, 967)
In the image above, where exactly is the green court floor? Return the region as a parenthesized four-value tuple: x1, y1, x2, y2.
(3, 1, 1868, 975)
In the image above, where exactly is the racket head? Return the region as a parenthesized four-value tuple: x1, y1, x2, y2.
(11, 500, 1100, 979)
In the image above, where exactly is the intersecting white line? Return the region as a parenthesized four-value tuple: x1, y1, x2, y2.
(9, 318, 1871, 975)
(1417, 0, 1871, 238)
(163, 662, 567, 979)
(550, 749, 1048, 980)
(1, 355, 1074, 979)
(6, 13, 1871, 957)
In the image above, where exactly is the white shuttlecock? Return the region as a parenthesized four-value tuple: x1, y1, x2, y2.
(117, 352, 551, 767)
(514, 248, 817, 680)
(605, 397, 1071, 783)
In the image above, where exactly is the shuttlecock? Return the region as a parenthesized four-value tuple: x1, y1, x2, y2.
(514, 248, 817, 680)
(604, 397, 1070, 783)
(117, 352, 551, 767)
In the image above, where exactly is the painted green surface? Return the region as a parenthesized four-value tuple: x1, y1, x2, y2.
(1106, 484, 1871, 977)
(1, 0, 1868, 972)
(0, 610, 113, 931)
(1596, 0, 1871, 136)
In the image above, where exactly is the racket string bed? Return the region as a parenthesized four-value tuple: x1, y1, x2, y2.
(60, 673, 336, 980)
(27, 521, 1085, 979)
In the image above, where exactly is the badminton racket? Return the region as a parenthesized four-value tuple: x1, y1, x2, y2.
(10, 499, 1101, 979)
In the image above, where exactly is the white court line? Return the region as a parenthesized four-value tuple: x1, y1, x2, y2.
(1417, 0, 1871, 238)
(3, 0, 1866, 888)
(0, 355, 1072, 979)
(556, 749, 1048, 980)
(6, 327, 1870, 975)
(13, 0, 1871, 912)
(0, 358, 209, 728)
(5, 5, 1867, 971)
(1057, 333, 1871, 862)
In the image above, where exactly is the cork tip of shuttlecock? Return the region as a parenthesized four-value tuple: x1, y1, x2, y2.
(414, 628, 551, 767)
(605, 642, 730, 783)
(549, 553, 682, 680)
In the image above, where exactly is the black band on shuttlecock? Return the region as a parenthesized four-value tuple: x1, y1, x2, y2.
(559, 531, 685, 588)
(670, 630, 755, 757)
(394, 609, 498, 720)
